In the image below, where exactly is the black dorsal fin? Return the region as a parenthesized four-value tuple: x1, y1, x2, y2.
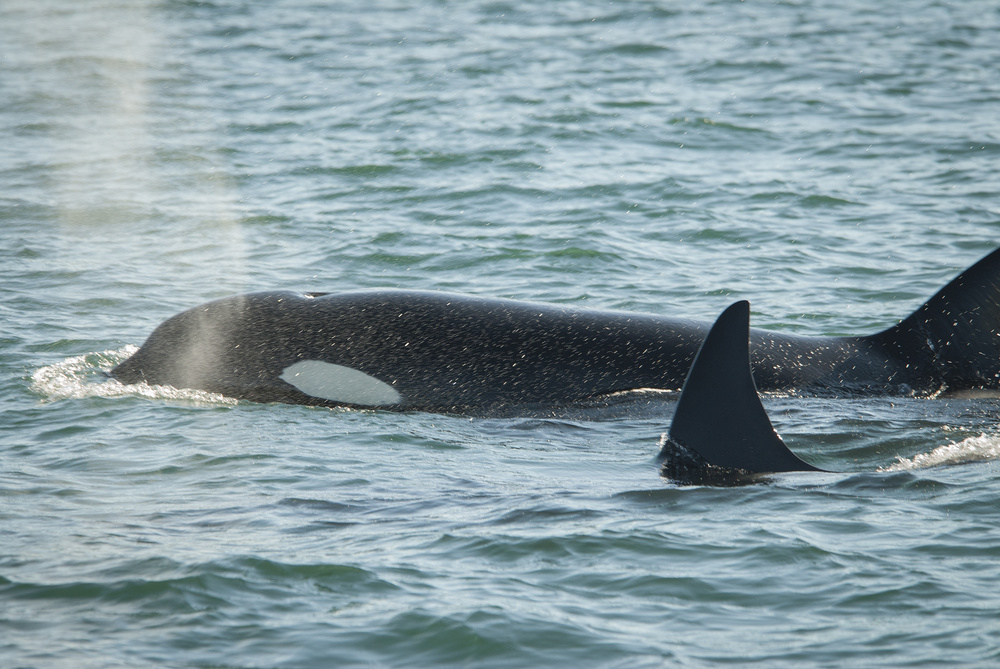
(659, 301, 824, 483)
(872, 247, 1000, 390)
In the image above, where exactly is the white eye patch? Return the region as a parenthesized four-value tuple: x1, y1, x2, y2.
(279, 360, 401, 406)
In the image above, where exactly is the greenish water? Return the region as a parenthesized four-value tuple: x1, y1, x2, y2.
(3, 0, 1000, 666)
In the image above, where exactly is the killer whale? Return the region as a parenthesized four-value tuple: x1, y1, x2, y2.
(110, 247, 1000, 413)
(658, 300, 828, 485)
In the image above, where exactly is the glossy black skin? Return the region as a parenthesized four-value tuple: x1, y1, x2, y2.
(659, 301, 826, 484)
(110, 247, 1000, 413)
(109, 289, 934, 413)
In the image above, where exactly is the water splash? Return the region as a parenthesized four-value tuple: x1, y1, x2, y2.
(31, 347, 237, 405)
(882, 434, 1000, 472)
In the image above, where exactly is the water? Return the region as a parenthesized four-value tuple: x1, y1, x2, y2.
(3, 0, 1000, 666)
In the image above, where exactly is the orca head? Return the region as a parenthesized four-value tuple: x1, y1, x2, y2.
(111, 291, 405, 407)
(111, 293, 270, 393)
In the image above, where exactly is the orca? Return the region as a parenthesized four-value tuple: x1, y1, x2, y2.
(658, 300, 829, 485)
(110, 247, 1000, 413)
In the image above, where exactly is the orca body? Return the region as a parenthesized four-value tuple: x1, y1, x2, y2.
(110, 248, 1000, 413)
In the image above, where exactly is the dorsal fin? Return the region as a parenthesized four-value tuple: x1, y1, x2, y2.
(872, 247, 1000, 389)
(659, 301, 824, 483)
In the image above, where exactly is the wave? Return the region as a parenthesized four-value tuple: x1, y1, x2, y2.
(881, 434, 1000, 472)
(30, 347, 237, 406)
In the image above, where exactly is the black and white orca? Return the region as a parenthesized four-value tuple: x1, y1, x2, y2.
(111, 247, 1000, 414)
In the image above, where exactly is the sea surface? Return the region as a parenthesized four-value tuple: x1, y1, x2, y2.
(3, 0, 1000, 666)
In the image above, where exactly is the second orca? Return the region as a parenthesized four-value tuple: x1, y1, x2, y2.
(110, 247, 1000, 414)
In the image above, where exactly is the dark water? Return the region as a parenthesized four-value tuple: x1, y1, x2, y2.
(3, 0, 1000, 666)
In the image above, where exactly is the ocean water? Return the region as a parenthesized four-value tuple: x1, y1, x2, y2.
(3, 0, 1000, 666)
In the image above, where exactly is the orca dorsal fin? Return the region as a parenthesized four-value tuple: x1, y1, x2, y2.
(873, 247, 1000, 390)
(659, 301, 824, 484)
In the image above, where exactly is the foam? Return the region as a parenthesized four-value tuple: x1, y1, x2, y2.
(31, 346, 237, 405)
(881, 434, 1000, 472)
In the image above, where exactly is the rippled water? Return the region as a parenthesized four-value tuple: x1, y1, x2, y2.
(3, 0, 1000, 666)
